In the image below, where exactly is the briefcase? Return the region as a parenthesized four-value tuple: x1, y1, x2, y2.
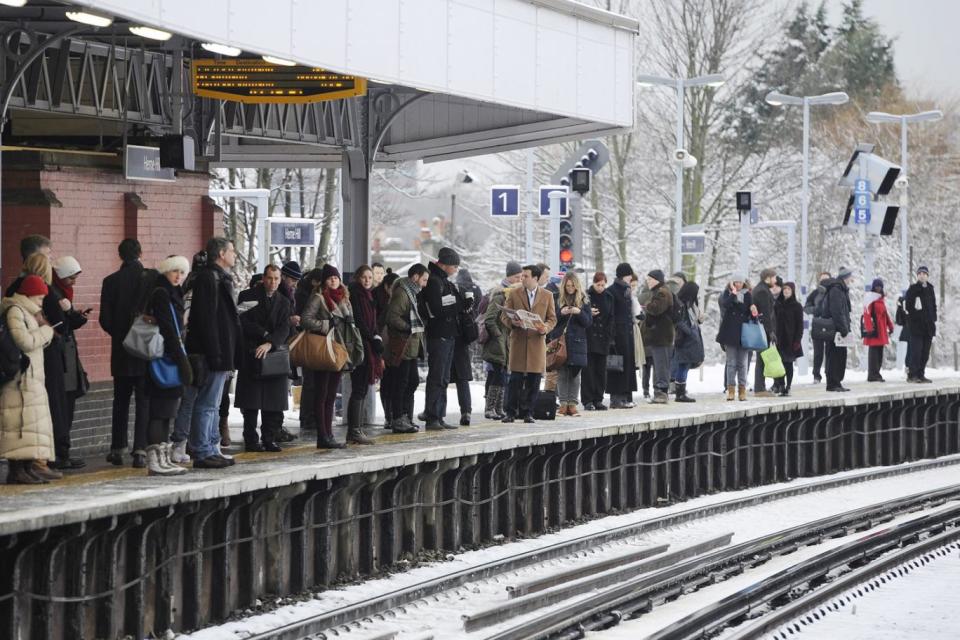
(532, 390, 557, 421)
(256, 347, 290, 379)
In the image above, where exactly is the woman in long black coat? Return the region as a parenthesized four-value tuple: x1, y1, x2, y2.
(144, 256, 191, 476)
(45, 256, 90, 470)
(582, 272, 615, 411)
(236, 265, 292, 452)
(606, 264, 638, 408)
(774, 282, 804, 396)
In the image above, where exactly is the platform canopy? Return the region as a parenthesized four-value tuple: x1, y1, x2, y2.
(64, 0, 638, 166)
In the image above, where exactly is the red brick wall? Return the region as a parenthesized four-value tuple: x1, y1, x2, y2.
(3, 162, 220, 383)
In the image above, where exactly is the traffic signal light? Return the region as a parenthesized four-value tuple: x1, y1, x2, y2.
(559, 219, 574, 270)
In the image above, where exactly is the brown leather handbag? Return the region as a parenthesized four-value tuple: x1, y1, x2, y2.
(288, 330, 349, 372)
(545, 321, 569, 372)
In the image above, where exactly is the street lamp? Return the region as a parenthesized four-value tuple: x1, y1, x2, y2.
(864, 109, 943, 292)
(638, 73, 725, 274)
(765, 90, 849, 294)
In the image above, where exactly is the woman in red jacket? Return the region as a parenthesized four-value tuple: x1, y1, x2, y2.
(862, 278, 895, 382)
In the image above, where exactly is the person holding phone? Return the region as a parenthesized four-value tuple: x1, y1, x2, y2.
(46, 256, 90, 470)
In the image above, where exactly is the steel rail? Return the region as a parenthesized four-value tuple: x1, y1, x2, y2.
(725, 527, 960, 640)
(243, 457, 960, 640)
(481, 484, 960, 640)
(646, 506, 960, 639)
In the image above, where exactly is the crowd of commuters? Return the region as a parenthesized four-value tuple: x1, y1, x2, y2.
(0, 233, 941, 484)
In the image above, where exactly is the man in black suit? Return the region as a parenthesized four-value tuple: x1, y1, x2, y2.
(99, 238, 150, 467)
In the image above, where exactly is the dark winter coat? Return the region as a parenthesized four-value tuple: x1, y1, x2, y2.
(482, 285, 511, 366)
(640, 283, 675, 348)
(586, 286, 615, 355)
(904, 281, 937, 337)
(235, 287, 292, 412)
(99, 259, 147, 378)
(804, 283, 827, 317)
(821, 278, 852, 337)
(145, 277, 191, 418)
(861, 293, 894, 347)
(606, 278, 637, 394)
(673, 282, 703, 366)
(420, 261, 460, 339)
(451, 283, 478, 383)
(185, 264, 241, 372)
(716, 288, 754, 348)
(775, 295, 804, 361)
(752, 281, 777, 339)
(44, 282, 88, 395)
(548, 299, 592, 368)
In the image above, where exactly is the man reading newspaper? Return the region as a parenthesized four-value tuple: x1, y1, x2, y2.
(500, 264, 557, 423)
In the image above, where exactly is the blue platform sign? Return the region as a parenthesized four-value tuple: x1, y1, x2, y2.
(681, 233, 706, 255)
(269, 219, 316, 246)
(539, 185, 568, 217)
(853, 178, 871, 224)
(490, 185, 520, 217)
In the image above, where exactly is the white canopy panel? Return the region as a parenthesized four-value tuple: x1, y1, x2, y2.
(68, 0, 637, 128)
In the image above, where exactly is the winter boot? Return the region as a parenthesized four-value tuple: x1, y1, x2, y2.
(738, 385, 747, 401)
(147, 445, 174, 476)
(170, 440, 191, 463)
(484, 386, 499, 420)
(651, 390, 669, 405)
(159, 444, 188, 474)
(567, 403, 581, 417)
(347, 427, 376, 445)
(675, 382, 696, 403)
(218, 416, 232, 448)
(7, 460, 44, 485)
(31, 460, 62, 481)
(726, 385, 735, 401)
(493, 386, 506, 419)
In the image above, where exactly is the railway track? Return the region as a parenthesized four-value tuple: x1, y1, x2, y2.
(231, 456, 960, 640)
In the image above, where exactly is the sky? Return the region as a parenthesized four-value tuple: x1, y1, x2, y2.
(824, 0, 959, 99)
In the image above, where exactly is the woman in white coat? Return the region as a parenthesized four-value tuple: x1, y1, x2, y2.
(1, 275, 58, 484)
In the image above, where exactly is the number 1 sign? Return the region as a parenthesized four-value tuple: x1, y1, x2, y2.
(490, 186, 520, 217)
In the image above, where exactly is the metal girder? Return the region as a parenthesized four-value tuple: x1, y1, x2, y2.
(1, 25, 175, 127)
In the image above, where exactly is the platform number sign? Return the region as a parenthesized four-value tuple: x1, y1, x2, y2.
(853, 178, 871, 225)
(539, 185, 568, 217)
(490, 185, 520, 217)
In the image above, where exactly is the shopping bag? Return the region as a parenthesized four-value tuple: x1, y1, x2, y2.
(606, 354, 624, 372)
(740, 321, 768, 351)
(760, 345, 786, 379)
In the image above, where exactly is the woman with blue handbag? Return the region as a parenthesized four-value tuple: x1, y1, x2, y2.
(717, 273, 759, 401)
(144, 256, 192, 476)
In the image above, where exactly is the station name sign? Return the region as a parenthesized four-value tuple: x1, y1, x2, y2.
(192, 59, 367, 104)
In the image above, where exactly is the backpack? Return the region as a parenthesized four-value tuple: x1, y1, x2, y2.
(860, 304, 878, 339)
(0, 307, 29, 384)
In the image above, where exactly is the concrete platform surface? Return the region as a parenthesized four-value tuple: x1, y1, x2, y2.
(0, 379, 957, 537)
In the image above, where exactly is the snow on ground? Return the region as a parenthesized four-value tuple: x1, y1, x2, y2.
(762, 542, 960, 639)
(226, 363, 959, 432)
(179, 455, 960, 640)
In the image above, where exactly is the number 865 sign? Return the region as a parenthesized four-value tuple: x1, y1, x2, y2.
(490, 186, 520, 217)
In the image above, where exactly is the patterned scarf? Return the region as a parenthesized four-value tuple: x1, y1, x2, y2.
(399, 277, 425, 333)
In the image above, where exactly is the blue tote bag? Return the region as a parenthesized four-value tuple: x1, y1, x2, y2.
(149, 302, 186, 389)
(740, 320, 768, 351)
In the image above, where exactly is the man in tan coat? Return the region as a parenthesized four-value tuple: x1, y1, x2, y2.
(501, 264, 557, 423)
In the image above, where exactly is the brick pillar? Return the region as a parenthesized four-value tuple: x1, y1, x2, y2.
(124, 192, 147, 239)
(200, 195, 223, 244)
(1, 169, 58, 291)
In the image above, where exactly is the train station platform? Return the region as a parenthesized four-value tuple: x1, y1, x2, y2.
(2, 378, 959, 639)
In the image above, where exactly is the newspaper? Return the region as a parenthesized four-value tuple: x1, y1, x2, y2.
(834, 331, 858, 348)
(498, 303, 547, 331)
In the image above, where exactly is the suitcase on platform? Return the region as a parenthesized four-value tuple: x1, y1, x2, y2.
(532, 390, 557, 421)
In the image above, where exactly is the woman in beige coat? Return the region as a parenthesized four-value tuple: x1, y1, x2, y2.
(2, 275, 58, 484)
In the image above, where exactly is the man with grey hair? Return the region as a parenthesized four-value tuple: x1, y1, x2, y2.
(186, 237, 241, 468)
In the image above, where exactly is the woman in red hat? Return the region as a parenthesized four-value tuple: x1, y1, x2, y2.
(0, 275, 59, 484)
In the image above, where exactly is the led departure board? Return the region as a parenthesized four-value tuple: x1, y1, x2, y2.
(191, 59, 367, 104)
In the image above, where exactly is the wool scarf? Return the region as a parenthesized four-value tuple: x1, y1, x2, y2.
(353, 286, 384, 384)
(53, 274, 74, 302)
(322, 285, 346, 311)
